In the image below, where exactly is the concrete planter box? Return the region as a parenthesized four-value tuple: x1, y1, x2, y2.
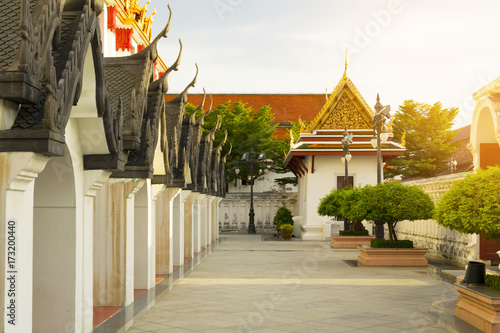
(455, 283, 500, 333)
(330, 235, 375, 249)
(357, 245, 428, 267)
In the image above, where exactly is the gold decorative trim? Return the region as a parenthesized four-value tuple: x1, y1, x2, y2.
(305, 77, 373, 133)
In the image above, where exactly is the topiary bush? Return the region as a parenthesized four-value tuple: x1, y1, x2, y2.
(318, 187, 368, 231)
(273, 206, 294, 232)
(362, 182, 434, 241)
(485, 274, 500, 291)
(371, 239, 414, 248)
(339, 230, 369, 236)
(435, 167, 500, 242)
(280, 224, 294, 234)
(317, 189, 344, 220)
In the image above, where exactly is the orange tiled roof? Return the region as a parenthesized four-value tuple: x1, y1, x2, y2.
(165, 93, 326, 124)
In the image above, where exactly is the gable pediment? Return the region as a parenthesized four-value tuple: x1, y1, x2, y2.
(320, 90, 371, 130)
(306, 77, 374, 132)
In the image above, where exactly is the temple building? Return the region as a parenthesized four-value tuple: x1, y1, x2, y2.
(0, 1, 226, 332)
(284, 69, 406, 240)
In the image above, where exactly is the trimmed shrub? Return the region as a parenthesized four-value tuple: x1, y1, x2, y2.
(485, 274, 500, 291)
(280, 224, 294, 234)
(371, 239, 414, 248)
(317, 189, 343, 219)
(273, 206, 294, 232)
(339, 230, 369, 236)
(362, 182, 434, 241)
(435, 167, 500, 242)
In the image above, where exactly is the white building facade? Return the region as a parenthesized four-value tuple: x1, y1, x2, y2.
(285, 73, 405, 240)
(0, 1, 225, 332)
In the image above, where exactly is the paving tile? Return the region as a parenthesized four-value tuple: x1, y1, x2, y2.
(125, 234, 457, 333)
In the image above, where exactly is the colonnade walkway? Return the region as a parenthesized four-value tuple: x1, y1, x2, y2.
(122, 234, 478, 333)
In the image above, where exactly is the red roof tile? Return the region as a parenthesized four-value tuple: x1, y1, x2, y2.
(165, 93, 326, 123)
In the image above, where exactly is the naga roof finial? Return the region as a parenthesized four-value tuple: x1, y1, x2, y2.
(343, 51, 348, 80)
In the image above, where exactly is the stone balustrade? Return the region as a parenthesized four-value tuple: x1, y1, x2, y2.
(396, 172, 478, 265)
(219, 193, 297, 232)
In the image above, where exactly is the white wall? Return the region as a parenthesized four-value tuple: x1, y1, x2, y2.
(298, 154, 378, 239)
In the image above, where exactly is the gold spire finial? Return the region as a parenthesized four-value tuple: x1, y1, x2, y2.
(343, 51, 348, 80)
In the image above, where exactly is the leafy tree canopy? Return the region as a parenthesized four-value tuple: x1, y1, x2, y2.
(362, 182, 435, 240)
(186, 101, 289, 183)
(317, 189, 344, 220)
(386, 100, 459, 179)
(435, 167, 500, 241)
(319, 182, 434, 241)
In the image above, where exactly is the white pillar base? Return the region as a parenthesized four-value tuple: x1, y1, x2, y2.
(300, 224, 325, 240)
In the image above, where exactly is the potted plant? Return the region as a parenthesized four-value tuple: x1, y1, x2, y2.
(356, 182, 434, 266)
(435, 167, 500, 332)
(273, 206, 294, 236)
(318, 187, 374, 248)
(280, 224, 294, 241)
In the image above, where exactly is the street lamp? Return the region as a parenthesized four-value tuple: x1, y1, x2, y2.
(371, 93, 391, 239)
(371, 93, 391, 184)
(341, 126, 353, 230)
(241, 146, 270, 234)
(234, 167, 240, 186)
(448, 158, 457, 173)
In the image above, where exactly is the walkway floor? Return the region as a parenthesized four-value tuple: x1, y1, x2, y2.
(124, 234, 478, 333)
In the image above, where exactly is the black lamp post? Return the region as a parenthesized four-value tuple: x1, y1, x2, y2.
(341, 126, 353, 230)
(448, 158, 457, 174)
(241, 146, 268, 234)
(371, 93, 391, 239)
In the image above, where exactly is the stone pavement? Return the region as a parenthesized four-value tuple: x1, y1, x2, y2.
(123, 234, 479, 333)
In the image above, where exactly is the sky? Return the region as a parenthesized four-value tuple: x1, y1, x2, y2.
(147, 0, 500, 129)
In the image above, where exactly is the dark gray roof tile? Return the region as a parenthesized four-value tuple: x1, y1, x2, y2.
(0, 0, 21, 70)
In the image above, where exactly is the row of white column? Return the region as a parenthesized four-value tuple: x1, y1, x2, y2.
(0, 152, 222, 333)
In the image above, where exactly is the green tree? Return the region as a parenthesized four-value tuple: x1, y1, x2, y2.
(386, 100, 459, 179)
(317, 189, 344, 220)
(317, 187, 368, 230)
(435, 167, 500, 242)
(273, 206, 294, 232)
(186, 101, 288, 184)
(362, 182, 435, 241)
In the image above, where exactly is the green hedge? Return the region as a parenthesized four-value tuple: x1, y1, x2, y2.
(370, 239, 414, 248)
(485, 275, 500, 291)
(339, 230, 369, 236)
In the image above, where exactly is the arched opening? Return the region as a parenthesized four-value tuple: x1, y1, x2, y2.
(32, 147, 77, 332)
(474, 106, 500, 260)
(477, 106, 500, 168)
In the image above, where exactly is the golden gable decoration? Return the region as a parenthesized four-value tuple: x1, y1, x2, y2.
(124, 0, 155, 40)
(304, 75, 374, 133)
(322, 94, 371, 129)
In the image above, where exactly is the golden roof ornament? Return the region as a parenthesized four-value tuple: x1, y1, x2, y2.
(124, 0, 155, 41)
(304, 57, 373, 133)
(343, 51, 348, 80)
(401, 129, 406, 147)
(298, 116, 306, 133)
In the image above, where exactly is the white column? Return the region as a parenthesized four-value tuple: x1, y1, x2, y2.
(82, 170, 111, 333)
(149, 185, 165, 288)
(172, 190, 191, 267)
(184, 192, 199, 258)
(207, 196, 217, 245)
(167, 189, 181, 272)
(134, 180, 151, 290)
(2, 153, 49, 333)
(124, 180, 145, 306)
(193, 195, 202, 254)
(155, 188, 179, 276)
(215, 198, 223, 240)
(199, 195, 208, 250)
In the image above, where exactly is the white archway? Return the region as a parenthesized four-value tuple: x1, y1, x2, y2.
(32, 146, 78, 332)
